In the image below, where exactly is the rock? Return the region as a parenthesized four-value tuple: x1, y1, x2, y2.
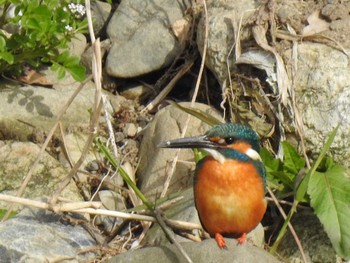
(81, 39, 111, 73)
(0, 141, 82, 209)
(277, 210, 338, 263)
(59, 133, 99, 169)
(143, 188, 201, 246)
(90, 1, 111, 34)
(68, 32, 87, 58)
(287, 43, 350, 166)
(93, 190, 125, 232)
(0, 79, 115, 141)
(0, 208, 97, 262)
(109, 238, 281, 263)
(105, 0, 190, 78)
(137, 102, 223, 199)
(120, 83, 154, 102)
(143, 188, 265, 248)
(123, 123, 138, 137)
(109, 93, 128, 113)
(196, 0, 258, 85)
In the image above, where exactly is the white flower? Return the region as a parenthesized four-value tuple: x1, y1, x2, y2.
(65, 25, 73, 31)
(67, 3, 85, 18)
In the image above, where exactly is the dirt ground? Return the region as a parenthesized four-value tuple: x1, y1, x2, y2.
(275, 0, 350, 49)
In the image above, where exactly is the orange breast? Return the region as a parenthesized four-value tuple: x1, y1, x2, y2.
(194, 157, 266, 237)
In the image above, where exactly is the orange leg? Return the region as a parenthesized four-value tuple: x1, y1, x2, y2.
(237, 232, 247, 245)
(215, 233, 227, 249)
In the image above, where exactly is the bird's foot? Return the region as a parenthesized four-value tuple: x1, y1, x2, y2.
(215, 233, 227, 249)
(237, 233, 247, 245)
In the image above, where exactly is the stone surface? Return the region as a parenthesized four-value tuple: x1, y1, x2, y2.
(0, 208, 97, 262)
(196, 0, 258, 85)
(90, 0, 111, 34)
(0, 79, 115, 141)
(289, 43, 350, 166)
(123, 123, 138, 137)
(137, 102, 223, 199)
(110, 238, 281, 263)
(119, 83, 154, 102)
(0, 141, 82, 209)
(59, 132, 100, 169)
(68, 32, 87, 58)
(81, 39, 111, 73)
(106, 0, 190, 78)
(277, 210, 338, 263)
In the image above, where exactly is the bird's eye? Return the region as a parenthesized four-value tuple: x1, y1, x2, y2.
(225, 137, 236, 144)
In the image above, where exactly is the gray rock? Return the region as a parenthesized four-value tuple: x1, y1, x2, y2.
(137, 102, 223, 199)
(59, 133, 100, 169)
(123, 123, 138, 137)
(81, 39, 111, 73)
(90, 1, 111, 34)
(0, 208, 97, 262)
(0, 79, 115, 141)
(196, 0, 258, 85)
(109, 238, 281, 263)
(105, 0, 190, 78)
(277, 210, 338, 263)
(289, 43, 350, 166)
(120, 83, 154, 102)
(93, 190, 125, 233)
(0, 141, 82, 210)
(143, 188, 201, 246)
(68, 32, 87, 58)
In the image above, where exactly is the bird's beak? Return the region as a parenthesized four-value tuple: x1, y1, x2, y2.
(158, 135, 216, 149)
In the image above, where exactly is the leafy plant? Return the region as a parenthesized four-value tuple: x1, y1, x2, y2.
(265, 125, 350, 260)
(0, 0, 87, 81)
(261, 142, 305, 193)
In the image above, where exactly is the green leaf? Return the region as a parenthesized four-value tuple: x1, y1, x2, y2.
(50, 63, 66, 79)
(0, 52, 14, 64)
(282, 141, 305, 177)
(308, 160, 350, 260)
(0, 36, 6, 50)
(193, 148, 207, 163)
(0, 209, 16, 220)
(66, 64, 86, 82)
(260, 148, 285, 191)
(261, 148, 281, 172)
(295, 125, 339, 201)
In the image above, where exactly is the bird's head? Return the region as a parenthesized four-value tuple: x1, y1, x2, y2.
(159, 123, 261, 163)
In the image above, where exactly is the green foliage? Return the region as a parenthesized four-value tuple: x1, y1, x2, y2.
(269, 126, 350, 259)
(192, 148, 207, 164)
(0, 209, 16, 220)
(261, 142, 305, 193)
(0, 0, 87, 81)
(308, 158, 350, 260)
(295, 125, 339, 202)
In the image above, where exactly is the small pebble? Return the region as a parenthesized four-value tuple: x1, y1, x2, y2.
(123, 123, 138, 137)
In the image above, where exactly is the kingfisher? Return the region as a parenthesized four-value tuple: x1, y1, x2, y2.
(159, 123, 266, 249)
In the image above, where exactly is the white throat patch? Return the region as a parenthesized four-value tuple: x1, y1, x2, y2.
(245, 148, 262, 161)
(204, 149, 226, 164)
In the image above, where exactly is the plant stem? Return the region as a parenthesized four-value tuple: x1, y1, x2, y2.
(269, 201, 298, 253)
(97, 140, 153, 210)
